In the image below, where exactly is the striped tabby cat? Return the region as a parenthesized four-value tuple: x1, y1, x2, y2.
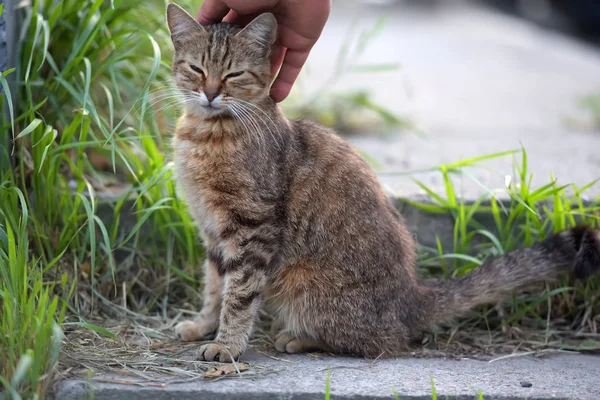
(166, 3, 600, 362)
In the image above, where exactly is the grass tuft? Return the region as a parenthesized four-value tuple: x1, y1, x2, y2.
(2, 0, 203, 396)
(412, 147, 600, 353)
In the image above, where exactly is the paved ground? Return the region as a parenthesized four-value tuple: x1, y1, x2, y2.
(53, 349, 600, 399)
(301, 0, 600, 198)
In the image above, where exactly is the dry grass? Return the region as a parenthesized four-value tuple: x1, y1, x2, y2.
(53, 298, 599, 389)
(58, 321, 277, 386)
(57, 302, 282, 387)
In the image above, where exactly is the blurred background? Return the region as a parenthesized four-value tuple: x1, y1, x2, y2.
(356, 0, 600, 37)
(292, 0, 600, 197)
(481, 0, 600, 36)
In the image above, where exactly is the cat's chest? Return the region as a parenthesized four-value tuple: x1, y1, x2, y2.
(174, 138, 239, 187)
(173, 136, 249, 237)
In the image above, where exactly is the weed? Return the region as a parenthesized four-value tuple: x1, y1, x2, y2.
(0, 181, 67, 396)
(410, 147, 600, 352)
(1, 0, 203, 397)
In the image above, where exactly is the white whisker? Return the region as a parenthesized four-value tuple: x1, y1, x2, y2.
(232, 99, 284, 152)
(228, 103, 261, 148)
(229, 102, 265, 150)
(235, 99, 284, 148)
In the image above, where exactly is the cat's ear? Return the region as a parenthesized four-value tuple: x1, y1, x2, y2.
(167, 3, 206, 43)
(236, 13, 277, 47)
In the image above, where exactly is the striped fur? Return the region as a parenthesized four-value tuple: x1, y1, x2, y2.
(167, 4, 600, 362)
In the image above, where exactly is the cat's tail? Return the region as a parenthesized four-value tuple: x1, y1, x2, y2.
(429, 226, 600, 323)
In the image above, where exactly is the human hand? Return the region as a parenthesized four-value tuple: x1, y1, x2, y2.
(198, 0, 331, 102)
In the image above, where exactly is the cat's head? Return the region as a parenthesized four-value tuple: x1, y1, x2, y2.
(166, 3, 276, 117)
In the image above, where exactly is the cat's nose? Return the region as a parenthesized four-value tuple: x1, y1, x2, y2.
(205, 87, 219, 102)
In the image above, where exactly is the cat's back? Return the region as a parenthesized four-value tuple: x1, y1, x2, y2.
(285, 118, 414, 264)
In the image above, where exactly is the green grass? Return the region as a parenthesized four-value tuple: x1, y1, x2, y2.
(407, 148, 600, 348)
(2, 0, 203, 397)
(0, 186, 67, 397)
(1, 1, 599, 399)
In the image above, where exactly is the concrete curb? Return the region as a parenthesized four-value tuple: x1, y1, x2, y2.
(98, 194, 595, 253)
(51, 351, 600, 400)
(97, 195, 473, 252)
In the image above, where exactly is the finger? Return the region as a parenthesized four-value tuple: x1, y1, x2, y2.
(223, 10, 240, 23)
(270, 49, 309, 102)
(270, 44, 286, 77)
(225, 11, 261, 26)
(197, 0, 230, 24)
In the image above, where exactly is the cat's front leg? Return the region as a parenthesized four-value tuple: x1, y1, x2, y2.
(197, 263, 268, 362)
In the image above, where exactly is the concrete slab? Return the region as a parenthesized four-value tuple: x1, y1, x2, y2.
(299, 0, 600, 198)
(52, 350, 600, 400)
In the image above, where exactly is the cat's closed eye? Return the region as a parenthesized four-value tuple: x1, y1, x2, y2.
(224, 71, 245, 80)
(189, 64, 205, 76)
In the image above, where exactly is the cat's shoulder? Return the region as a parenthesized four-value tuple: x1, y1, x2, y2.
(288, 118, 357, 161)
(290, 119, 341, 146)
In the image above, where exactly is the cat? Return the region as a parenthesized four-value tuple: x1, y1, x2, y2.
(166, 3, 600, 362)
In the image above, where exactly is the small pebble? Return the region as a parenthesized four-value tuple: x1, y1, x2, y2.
(520, 381, 533, 388)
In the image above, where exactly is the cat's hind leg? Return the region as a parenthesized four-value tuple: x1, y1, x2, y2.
(274, 331, 331, 354)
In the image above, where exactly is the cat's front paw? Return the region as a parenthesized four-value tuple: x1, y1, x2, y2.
(174, 320, 217, 342)
(197, 342, 241, 362)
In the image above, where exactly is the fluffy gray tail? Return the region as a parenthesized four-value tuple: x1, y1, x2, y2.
(431, 226, 600, 323)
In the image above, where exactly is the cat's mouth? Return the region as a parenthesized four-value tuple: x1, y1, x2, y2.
(184, 101, 227, 118)
(195, 93, 227, 116)
(199, 103, 227, 116)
